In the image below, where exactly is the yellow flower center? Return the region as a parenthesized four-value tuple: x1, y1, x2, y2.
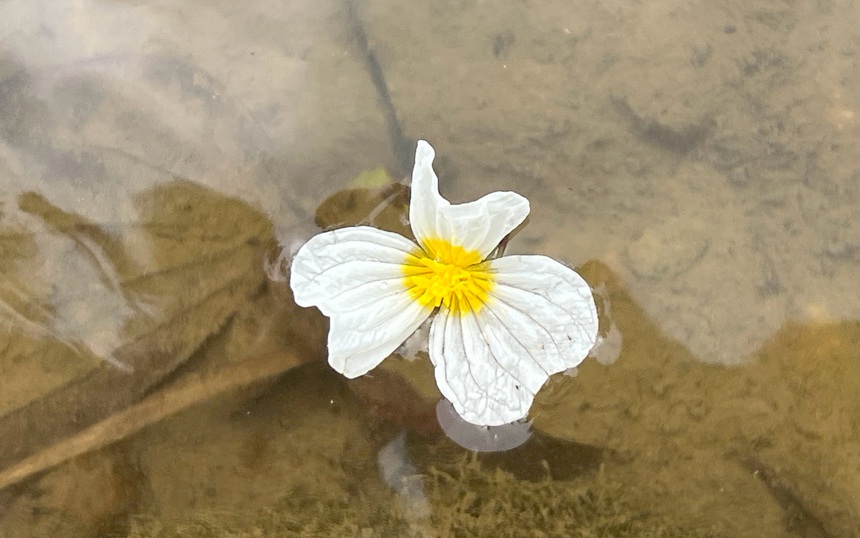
(402, 238, 494, 316)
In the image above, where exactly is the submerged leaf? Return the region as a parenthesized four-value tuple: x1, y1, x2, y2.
(314, 182, 410, 236)
(0, 181, 273, 470)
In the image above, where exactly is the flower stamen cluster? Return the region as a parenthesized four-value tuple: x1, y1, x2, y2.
(403, 239, 492, 316)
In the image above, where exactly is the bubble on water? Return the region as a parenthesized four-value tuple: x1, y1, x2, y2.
(264, 223, 317, 282)
(436, 399, 532, 452)
(587, 283, 622, 365)
(591, 324, 622, 365)
(377, 432, 430, 519)
(395, 317, 430, 360)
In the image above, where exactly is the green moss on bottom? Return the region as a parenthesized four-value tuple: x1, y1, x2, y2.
(124, 455, 703, 538)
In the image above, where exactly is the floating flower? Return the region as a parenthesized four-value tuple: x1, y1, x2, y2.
(290, 141, 598, 426)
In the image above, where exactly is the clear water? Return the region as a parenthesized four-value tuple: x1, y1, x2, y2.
(1, 0, 858, 536)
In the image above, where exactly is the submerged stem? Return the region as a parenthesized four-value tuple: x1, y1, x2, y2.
(0, 351, 303, 492)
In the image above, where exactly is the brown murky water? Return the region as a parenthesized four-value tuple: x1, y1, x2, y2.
(1, 0, 859, 536)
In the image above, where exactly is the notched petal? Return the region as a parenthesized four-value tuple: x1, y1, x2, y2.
(488, 255, 598, 365)
(289, 226, 417, 313)
(289, 226, 432, 377)
(408, 140, 530, 257)
(408, 140, 445, 251)
(428, 254, 599, 426)
(328, 296, 431, 378)
(438, 191, 529, 258)
(430, 310, 540, 426)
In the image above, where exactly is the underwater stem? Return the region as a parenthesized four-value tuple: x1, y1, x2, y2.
(0, 351, 303, 492)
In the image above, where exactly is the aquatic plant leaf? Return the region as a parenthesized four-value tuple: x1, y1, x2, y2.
(349, 167, 394, 189)
(314, 182, 410, 236)
(0, 181, 272, 470)
(0, 228, 95, 414)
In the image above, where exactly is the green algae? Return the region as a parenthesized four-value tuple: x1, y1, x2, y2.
(124, 455, 697, 538)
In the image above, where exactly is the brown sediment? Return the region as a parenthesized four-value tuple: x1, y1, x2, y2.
(533, 260, 860, 537)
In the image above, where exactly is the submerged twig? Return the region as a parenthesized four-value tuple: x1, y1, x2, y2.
(0, 350, 303, 493)
(610, 95, 713, 154)
(344, 0, 413, 176)
(738, 455, 832, 538)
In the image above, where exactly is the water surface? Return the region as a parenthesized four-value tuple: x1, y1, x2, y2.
(1, 0, 858, 536)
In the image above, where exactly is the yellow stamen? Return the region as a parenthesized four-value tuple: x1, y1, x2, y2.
(402, 238, 493, 316)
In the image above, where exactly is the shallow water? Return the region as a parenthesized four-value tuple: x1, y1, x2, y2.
(1, 0, 858, 536)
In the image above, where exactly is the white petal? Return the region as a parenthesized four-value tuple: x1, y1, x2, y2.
(487, 255, 599, 368)
(290, 226, 416, 314)
(428, 254, 598, 426)
(408, 140, 443, 248)
(289, 226, 433, 377)
(328, 293, 431, 377)
(430, 308, 534, 426)
(409, 140, 530, 258)
(436, 193, 530, 259)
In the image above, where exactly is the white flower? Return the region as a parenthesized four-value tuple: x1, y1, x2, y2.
(290, 140, 598, 426)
